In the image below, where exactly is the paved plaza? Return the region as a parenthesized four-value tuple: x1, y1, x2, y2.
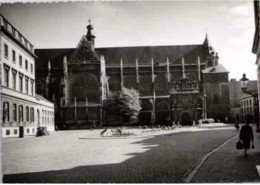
(2, 125, 260, 183)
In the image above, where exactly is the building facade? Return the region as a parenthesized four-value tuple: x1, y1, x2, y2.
(0, 14, 55, 138)
(240, 93, 257, 123)
(35, 22, 230, 129)
(253, 0, 260, 123)
(229, 79, 257, 122)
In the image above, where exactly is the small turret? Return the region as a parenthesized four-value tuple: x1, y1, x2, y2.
(86, 18, 96, 50)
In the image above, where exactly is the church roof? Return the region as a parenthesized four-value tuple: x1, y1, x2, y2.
(35, 44, 206, 71)
(96, 44, 204, 66)
(202, 63, 229, 74)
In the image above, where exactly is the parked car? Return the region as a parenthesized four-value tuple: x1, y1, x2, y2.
(199, 118, 215, 124)
(36, 127, 50, 137)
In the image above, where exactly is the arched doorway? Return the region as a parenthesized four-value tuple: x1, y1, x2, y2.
(181, 113, 192, 126)
(156, 101, 170, 125)
(139, 100, 153, 125)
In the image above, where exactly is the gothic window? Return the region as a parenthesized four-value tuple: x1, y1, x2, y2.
(156, 101, 169, 111)
(124, 76, 136, 89)
(108, 76, 120, 91)
(141, 100, 153, 111)
(154, 75, 167, 90)
(71, 74, 99, 102)
(139, 76, 152, 91)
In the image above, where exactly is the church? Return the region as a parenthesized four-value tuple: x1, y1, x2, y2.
(35, 21, 230, 129)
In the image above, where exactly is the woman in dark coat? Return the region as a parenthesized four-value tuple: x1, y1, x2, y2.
(239, 118, 254, 157)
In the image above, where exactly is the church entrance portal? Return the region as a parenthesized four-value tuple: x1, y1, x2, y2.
(181, 113, 192, 126)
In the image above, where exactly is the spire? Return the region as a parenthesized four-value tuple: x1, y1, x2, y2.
(203, 32, 209, 46)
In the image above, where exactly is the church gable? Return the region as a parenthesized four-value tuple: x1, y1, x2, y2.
(69, 36, 99, 64)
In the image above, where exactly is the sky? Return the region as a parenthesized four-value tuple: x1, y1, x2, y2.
(0, 0, 257, 80)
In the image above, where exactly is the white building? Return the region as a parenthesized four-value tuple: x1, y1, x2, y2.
(240, 93, 256, 123)
(0, 14, 55, 138)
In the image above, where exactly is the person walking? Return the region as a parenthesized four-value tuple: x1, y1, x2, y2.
(235, 121, 239, 131)
(239, 117, 254, 157)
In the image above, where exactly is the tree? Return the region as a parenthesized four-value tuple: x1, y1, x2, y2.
(104, 87, 142, 124)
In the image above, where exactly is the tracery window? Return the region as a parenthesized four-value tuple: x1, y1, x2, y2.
(124, 76, 136, 89)
(156, 101, 169, 111)
(108, 76, 120, 92)
(71, 74, 99, 102)
(139, 76, 152, 90)
(154, 75, 167, 90)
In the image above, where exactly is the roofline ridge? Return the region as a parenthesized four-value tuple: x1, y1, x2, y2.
(96, 44, 202, 49)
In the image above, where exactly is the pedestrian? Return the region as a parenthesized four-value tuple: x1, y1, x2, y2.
(239, 117, 254, 157)
(235, 121, 239, 131)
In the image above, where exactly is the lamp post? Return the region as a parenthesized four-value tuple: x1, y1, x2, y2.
(240, 73, 260, 132)
(202, 92, 207, 120)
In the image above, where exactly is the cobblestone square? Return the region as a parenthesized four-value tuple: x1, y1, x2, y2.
(3, 127, 254, 183)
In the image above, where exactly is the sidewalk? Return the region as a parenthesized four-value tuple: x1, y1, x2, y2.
(192, 128, 260, 183)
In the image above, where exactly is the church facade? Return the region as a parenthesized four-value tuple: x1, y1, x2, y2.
(35, 22, 230, 129)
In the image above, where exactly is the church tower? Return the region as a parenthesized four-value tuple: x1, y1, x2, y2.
(203, 34, 219, 68)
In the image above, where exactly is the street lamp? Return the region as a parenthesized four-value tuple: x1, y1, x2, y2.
(240, 73, 260, 132)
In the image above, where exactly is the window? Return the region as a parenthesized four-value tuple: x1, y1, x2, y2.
(19, 55, 22, 67)
(4, 67, 9, 87)
(19, 74, 23, 92)
(27, 128, 29, 133)
(13, 104, 17, 122)
(18, 33, 22, 42)
(12, 50, 16, 62)
(31, 80, 34, 95)
(11, 26, 15, 36)
(25, 60, 28, 70)
(3, 102, 10, 122)
(30, 108, 34, 122)
(14, 129, 18, 135)
(4, 44, 8, 58)
(19, 105, 23, 122)
(25, 77, 29, 94)
(6, 130, 10, 136)
(30, 63, 33, 74)
(26, 106, 29, 122)
(12, 70, 17, 89)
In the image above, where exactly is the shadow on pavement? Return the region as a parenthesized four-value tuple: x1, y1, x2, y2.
(3, 129, 238, 183)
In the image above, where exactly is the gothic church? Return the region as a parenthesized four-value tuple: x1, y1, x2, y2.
(35, 21, 230, 129)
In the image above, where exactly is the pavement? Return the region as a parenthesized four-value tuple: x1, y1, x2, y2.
(2, 123, 260, 183)
(191, 126, 260, 183)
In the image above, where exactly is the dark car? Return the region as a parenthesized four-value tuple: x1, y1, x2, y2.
(36, 127, 50, 137)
